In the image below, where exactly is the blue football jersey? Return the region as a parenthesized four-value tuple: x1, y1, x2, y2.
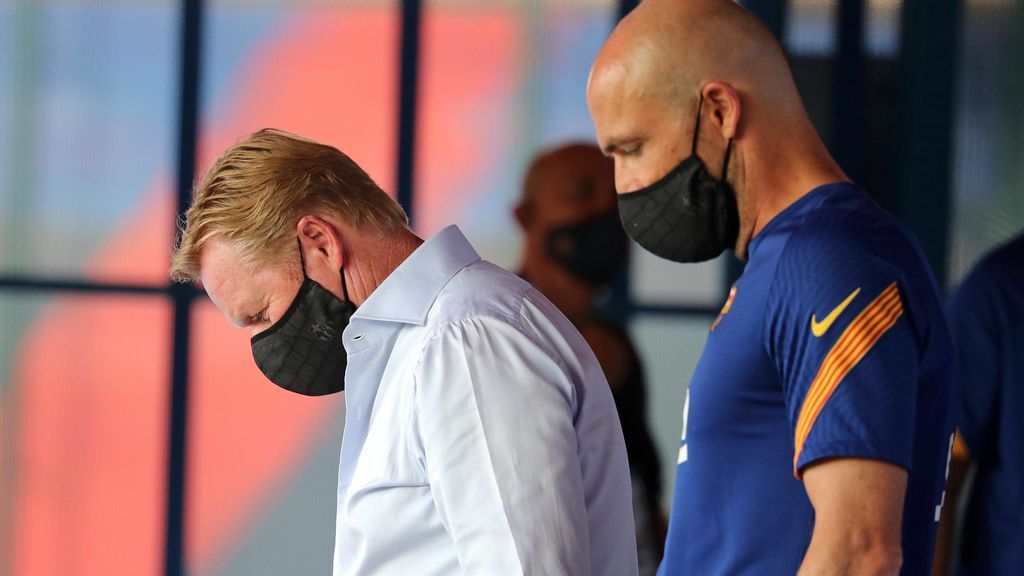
(659, 183, 955, 575)
(947, 233, 1024, 576)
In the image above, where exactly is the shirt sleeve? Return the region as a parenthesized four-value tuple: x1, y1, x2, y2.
(947, 262, 1001, 458)
(412, 314, 591, 575)
(766, 224, 921, 477)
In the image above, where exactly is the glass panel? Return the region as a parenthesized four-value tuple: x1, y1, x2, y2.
(185, 293, 345, 576)
(631, 251, 729, 308)
(415, 0, 616, 270)
(0, 4, 12, 205)
(0, 292, 170, 576)
(865, 0, 902, 57)
(948, 0, 1024, 285)
(198, 0, 399, 201)
(0, 1, 178, 284)
(784, 0, 839, 56)
(629, 313, 715, 508)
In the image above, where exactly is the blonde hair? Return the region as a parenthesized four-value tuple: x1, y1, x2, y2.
(170, 129, 407, 282)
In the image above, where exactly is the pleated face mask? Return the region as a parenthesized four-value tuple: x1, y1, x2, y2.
(617, 95, 739, 263)
(250, 239, 355, 396)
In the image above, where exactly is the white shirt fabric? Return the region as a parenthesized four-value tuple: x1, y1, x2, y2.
(332, 225, 638, 576)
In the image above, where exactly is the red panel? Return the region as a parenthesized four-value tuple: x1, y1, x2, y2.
(415, 6, 523, 237)
(12, 296, 170, 576)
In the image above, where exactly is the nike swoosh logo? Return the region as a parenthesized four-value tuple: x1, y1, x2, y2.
(811, 288, 861, 337)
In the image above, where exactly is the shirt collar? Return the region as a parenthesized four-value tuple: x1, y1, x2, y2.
(747, 181, 857, 259)
(352, 225, 481, 326)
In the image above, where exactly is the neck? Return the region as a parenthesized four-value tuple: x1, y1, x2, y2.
(735, 124, 848, 259)
(519, 246, 598, 326)
(344, 227, 424, 306)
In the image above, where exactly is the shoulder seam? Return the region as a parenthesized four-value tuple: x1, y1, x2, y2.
(761, 218, 806, 365)
(518, 290, 575, 380)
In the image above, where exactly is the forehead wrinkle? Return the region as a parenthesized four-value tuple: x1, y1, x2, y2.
(590, 52, 670, 131)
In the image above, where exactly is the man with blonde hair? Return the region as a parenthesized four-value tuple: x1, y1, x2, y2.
(172, 129, 638, 576)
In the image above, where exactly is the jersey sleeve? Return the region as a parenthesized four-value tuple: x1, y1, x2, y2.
(946, 261, 1002, 458)
(766, 222, 922, 477)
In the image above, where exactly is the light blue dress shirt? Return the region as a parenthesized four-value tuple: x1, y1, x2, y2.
(332, 225, 637, 576)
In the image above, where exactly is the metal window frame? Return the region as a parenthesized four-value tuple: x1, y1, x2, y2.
(0, 0, 957, 574)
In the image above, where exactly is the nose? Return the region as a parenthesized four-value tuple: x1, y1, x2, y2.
(614, 161, 646, 194)
(617, 176, 646, 194)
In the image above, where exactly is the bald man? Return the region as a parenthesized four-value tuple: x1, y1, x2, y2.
(587, 1, 955, 574)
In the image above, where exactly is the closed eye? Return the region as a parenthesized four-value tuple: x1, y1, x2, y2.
(606, 141, 643, 158)
(246, 309, 270, 326)
(621, 143, 642, 156)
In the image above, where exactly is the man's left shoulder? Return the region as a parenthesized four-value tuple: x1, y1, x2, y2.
(778, 196, 937, 306)
(775, 196, 950, 351)
(795, 197, 918, 268)
(429, 260, 534, 328)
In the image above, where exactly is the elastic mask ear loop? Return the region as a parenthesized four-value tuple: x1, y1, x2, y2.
(691, 94, 704, 156)
(721, 138, 733, 183)
(297, 236, 352, 304)
(339, 255, 351, 303)
(296, 238, 309, 278)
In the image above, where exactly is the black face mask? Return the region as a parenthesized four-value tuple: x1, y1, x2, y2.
(545, 211, 629, 284)
(250, 240, 356, 396)
(617, 95, 739, 263)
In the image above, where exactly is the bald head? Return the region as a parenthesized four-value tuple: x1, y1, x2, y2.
(587, 0, 799, 197)
(521, 143, 614, 208)
(515, 142, 620, 284)
(587, 0, 844, 258)
(589, 0, 796, 117)
(517, 142, 617, 239)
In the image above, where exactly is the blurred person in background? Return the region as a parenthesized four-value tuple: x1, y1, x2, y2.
(933, 231, 1024, 576)
(514, 143, 667, 574)
(170, 129, 639, 576)
(587, 0, 955, 573)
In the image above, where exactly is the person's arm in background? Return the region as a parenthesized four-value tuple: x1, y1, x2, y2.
(931, 259, 1001, 576)
(931, 435, 972, 576)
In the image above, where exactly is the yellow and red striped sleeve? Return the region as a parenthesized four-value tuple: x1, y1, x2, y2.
(793, 281, 905, 476)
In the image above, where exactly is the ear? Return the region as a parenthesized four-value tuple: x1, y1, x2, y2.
(701, 81, 742, 141)
(296, 215, 345, 271)
(514, 202, 534, 230)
